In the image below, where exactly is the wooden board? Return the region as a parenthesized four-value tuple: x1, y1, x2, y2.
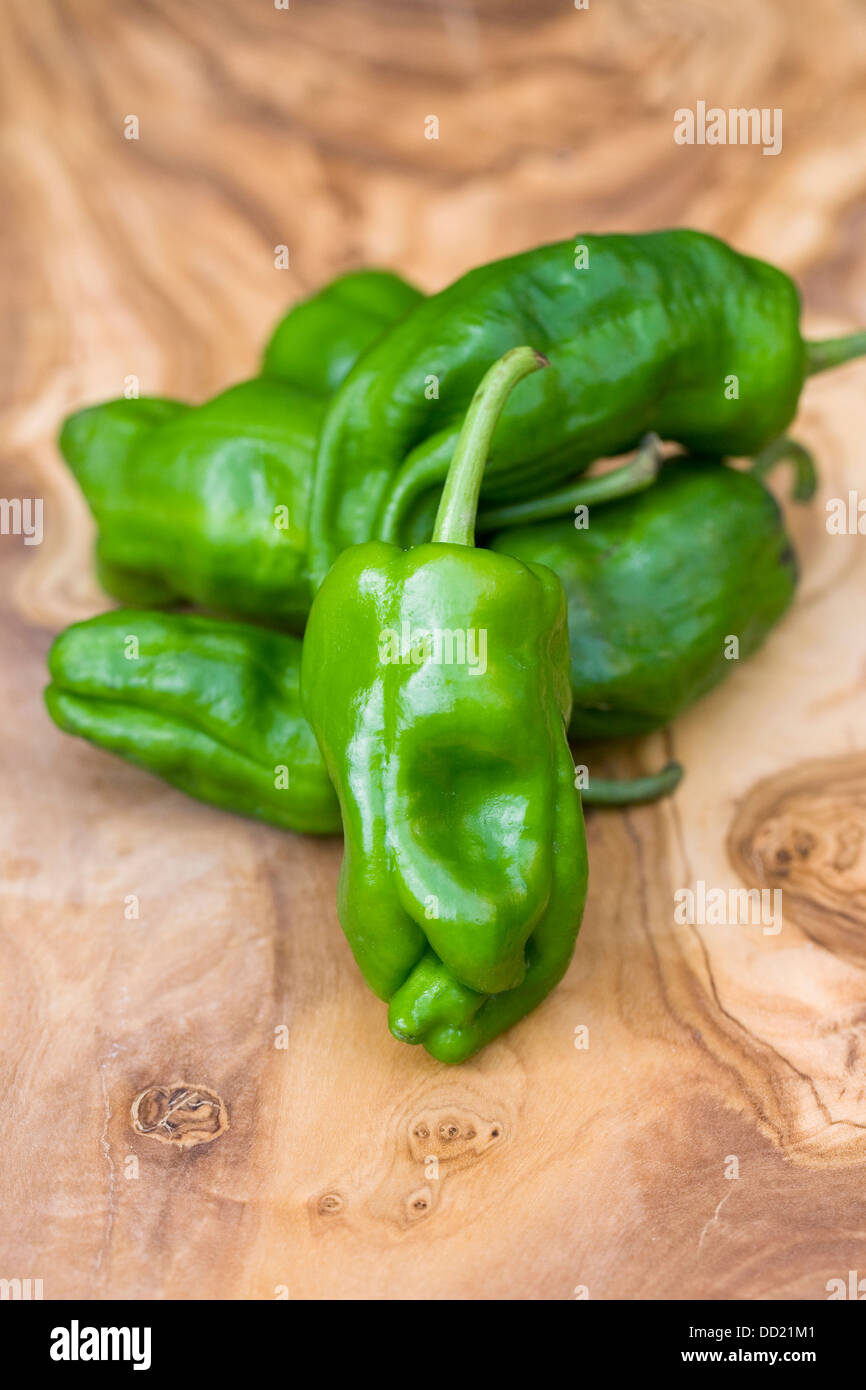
(2, 0, 866, 1300)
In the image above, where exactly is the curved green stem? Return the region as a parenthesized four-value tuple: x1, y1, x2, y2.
(432, 346, 549, 546)
(750, 437, 817, 503)
(477, 433, 663, 531)
(581, 760, 683, 807)
(805, 330, 866, 377)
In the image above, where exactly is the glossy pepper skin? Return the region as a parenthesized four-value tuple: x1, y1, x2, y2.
(61, 380, 324, 627)
(59, 269, 422, 623)
(302, 347, 588, 1062)
(59, 397, 191, 608)
(45, 609, 340, 836)
(44, 605, 679, 824)
(308, 229, 864, 580)
(261, 268, 423, 395)
(60, 237, 864, 624)
(490, 457, 798, 739)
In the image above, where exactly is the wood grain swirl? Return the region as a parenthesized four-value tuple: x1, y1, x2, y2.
(729, 755, 866, 966)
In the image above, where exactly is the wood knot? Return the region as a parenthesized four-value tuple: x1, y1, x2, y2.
(317, 1192, 343, 1216)
(405, 1187, 433, 1221)
(131, 1083, 228, 1148)
(308, 1189, 348, 1230)
(408, 1107, 503, 1165)
(727, 754, 866, 964)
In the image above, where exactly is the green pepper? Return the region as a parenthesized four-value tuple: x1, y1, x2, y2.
(59, 269, 422, 621)
(490, 455, 800, 739)
(50, 438, 807, 835)
(309, 229, 866, 580)
(302, 346, 588, 1062)
(45, 609, 340, 836)
(45, 605, 679, 822)
(60, 235, 863, 626)
(61, 379, 323, 627)
(261, 268, 423, 395)
(58, 397, 191, 607)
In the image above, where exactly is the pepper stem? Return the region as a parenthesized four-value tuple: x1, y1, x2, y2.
(432, 346, 549, 547)
(477, 433, 663, 531)
(581, 760, 683, 807)
(749, 436, 817, 503)
(805, 330, 866, 376)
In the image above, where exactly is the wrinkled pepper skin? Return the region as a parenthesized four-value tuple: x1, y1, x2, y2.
(491, 457, 798, 739)
(61, 380, 324, 628)
(44, 605, 679, 829)
(46, 467, 798, 836)
(302, 347, 588, 1063)
(60, 269, 422, 622)
(301, 541, 587, 1062)
(60, 237, 862, 625)
(301, 540, 585, 990)
(59, 397, 191, 607)
(45, 610, 340, 836)
(309, 229, 809, 579)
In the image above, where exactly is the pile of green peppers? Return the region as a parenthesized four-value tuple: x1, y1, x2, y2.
(46, 231, 866, 1061)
